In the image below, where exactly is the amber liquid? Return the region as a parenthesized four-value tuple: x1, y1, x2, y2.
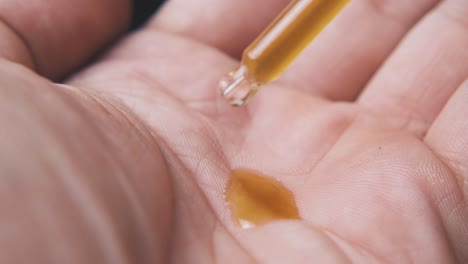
(225, 168, 299, 228)
(243, 0, 350, 84)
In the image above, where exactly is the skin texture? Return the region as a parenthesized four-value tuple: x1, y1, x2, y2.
(0, 0, 467, 263)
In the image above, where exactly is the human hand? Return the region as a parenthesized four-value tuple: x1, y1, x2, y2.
(1, 0, 467, 263)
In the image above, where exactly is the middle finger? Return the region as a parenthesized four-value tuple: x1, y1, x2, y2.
(277, 0, 439, 100)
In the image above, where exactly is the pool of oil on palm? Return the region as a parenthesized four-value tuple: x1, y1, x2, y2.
(224, 168, 300, 228)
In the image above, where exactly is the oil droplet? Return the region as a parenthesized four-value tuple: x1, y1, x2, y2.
(225, 168, 300, 229)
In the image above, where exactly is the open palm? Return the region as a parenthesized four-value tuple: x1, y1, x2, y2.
(1, 0, 467, 263)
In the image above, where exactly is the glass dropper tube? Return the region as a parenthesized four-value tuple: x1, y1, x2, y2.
(219, 0, 350, 106)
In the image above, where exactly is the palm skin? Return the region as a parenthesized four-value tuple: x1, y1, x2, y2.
(0, 0, 466, 263)
(66, 24, 466, 263)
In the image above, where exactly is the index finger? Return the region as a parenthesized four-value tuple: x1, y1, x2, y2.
(0, 0, 131, 80)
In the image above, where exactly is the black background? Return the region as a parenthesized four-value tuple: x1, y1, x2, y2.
(131, 0, 166, 29)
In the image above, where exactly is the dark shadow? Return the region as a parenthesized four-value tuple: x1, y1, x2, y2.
(131, 0, 166, 30)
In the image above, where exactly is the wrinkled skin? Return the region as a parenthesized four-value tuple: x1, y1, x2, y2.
(0, 0, 467, 263)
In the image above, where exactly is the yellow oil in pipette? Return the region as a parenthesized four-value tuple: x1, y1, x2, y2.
(219, 0, 350, 106)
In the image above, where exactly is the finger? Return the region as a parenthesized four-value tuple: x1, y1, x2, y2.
(358, 0, 468, 134)
(152, 0, 440, 101)
(151, 0, 291, 58)
(279, 0, 439, 100)
(424, 79, 468, 262)
(0, 0, 131, 80)
(0, 20, 35, 69)
(425, 79, 468, 196)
